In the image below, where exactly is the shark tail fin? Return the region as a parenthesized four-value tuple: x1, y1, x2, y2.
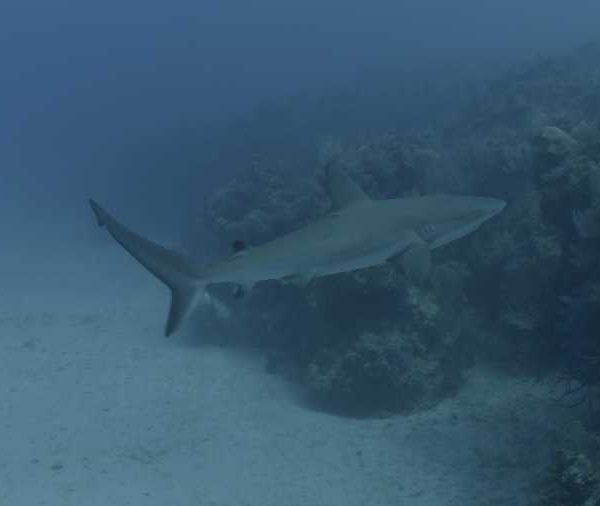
(89, 199, 206, 336)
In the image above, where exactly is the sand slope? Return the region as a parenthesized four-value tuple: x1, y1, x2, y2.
(0, 224, 570, 506)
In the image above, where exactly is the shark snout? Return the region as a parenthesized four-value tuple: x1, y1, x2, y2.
(471, 196, 506, 218)
(486, 198, 507, 217)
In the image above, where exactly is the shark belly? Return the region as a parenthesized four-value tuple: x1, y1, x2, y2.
(311, 233, 416, 277)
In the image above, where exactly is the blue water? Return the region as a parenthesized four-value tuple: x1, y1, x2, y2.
(2, 2, 600, 504)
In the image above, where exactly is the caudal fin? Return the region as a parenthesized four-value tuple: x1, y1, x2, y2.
(89, 199, 204, 336)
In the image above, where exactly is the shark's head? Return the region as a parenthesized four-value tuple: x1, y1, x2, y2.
(412, 195, 506, 249)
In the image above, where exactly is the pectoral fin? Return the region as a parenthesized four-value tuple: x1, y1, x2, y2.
(400, 242, 431, 284)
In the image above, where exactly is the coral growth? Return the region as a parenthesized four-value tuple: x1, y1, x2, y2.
(306, 330, 451, 415)
(537, 450, 600, 506)
(201, 42, 600, 416)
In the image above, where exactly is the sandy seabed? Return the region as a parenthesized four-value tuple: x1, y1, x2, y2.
(0, 222, 573, 506)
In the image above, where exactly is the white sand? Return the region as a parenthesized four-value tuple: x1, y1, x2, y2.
(0, 221, 572, 506)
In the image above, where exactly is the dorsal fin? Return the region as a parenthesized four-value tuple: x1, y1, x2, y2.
(322, 160, 369, 209)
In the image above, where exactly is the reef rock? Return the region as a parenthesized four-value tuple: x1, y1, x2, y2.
(536, 126, 578, 160)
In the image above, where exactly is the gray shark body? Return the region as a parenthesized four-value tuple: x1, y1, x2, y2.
(90, 166, 505, 335)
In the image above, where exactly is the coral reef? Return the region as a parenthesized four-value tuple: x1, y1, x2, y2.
(306, 330, 451, 415)
(206, 162, 327, 246)
(537, 450, 600, 506)
(200, 42, 600, 417)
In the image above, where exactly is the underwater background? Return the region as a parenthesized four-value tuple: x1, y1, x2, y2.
(2, 1, 600, 505)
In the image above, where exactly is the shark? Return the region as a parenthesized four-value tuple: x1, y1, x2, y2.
(90, 164, 505, 336)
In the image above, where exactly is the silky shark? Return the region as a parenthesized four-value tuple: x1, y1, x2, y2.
(90, 165, 505, 336)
